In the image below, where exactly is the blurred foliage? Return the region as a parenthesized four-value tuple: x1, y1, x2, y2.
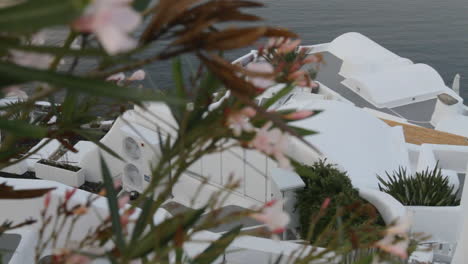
(0, 0, 418, 263)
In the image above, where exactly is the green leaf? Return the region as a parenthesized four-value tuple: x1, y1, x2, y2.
(0, 62, 182, 103)
(261, 83, 294, 109)
(99, 156, 125, 251)
(169, 57, 186, 122)
(187, 70, 221, 127)
(351, 255, 374, 264)
(0, 119, 47, 138)
(288, 125, 317, 137)
(191, 225, 242, 264)
(130, 196, 153, 243)
(0, 0, 84, 32)
(129, 208, 206, 258)
(133, 0, 152, 12)
(172, 57, 186, 99)
(61, 91, 78, 124)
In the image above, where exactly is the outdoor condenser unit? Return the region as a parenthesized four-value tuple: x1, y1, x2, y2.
(119, 124, 163, 193)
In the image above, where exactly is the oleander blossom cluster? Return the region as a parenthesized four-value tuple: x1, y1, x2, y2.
(250, 122, 290, 169)
(226, 107, 257, 137)
(106, 69, 146, 85)
(226, 108, 277, 167)
(250, 199, 290, 234)
(247, 38, 322, 90)
(40, 184, 135, 264)
(73, 0, 142, 55)
(225, 38, 319, 169)
(375, 215, 411, 259)
(226, 108, 313, 169)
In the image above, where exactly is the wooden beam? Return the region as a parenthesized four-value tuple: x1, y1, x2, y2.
(381, 119, 468, 146)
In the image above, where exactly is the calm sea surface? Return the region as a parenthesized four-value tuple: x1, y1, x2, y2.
(46, 1, 468, 101)
(145, 0, 468, 101)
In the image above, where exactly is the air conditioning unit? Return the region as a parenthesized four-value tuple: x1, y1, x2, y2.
(119, 124, 166, 193)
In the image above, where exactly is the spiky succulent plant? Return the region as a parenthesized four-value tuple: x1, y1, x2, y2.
(378, 164, 460, 206)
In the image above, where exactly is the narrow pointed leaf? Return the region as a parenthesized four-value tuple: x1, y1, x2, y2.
(0, 0, 83, 32)
(0, 119, 47, 138)
(99, 156, 125, 251)
(133, 0, 152, 12)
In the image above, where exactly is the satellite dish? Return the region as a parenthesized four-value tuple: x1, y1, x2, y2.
(452, 73, 461, 95)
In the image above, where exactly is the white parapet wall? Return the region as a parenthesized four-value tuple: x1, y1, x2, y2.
(451, 163, 468, 263)
(406, 205, 461, 244)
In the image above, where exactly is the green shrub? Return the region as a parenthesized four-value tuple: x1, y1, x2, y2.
(294, 160, 384, 246)
(378, 164, 460, 206)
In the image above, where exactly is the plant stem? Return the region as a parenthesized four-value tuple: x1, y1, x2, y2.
(49, 30, 78, 71)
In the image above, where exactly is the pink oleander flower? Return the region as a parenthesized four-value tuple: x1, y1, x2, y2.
(9, 32, 54, 69)
(287, 70, 319, 88)
(283, 110, 314, 120)
(245, 62, 275, 90)
(120, 213, 130, 226)
(128, 69, 146, 81)
(73, 0, 142, 55)
(277, 39, 301, 54)
(250, 122, 274, 154)
(44, 191, 52, 209)
(106, 69, 145, 84)
(375, 216, 411, 259)
(321, 197, 331, 210)
(259, 38, 322, 90)
(106, 72, 126, 82)
(118, 205, 136, 229)
(250, 122, 290, 168)
(251, 199, 290, 234)
(65, 188, 77, 202)
(265, 38, 301, 54)
(227, 107, 256, 136)
(118, 195, 130, 208)
(269, 129, 290, 169)
(287, 70, 307, 81)
(266, 37, 287, 50)
(303, 54, 321, 64)
(119, 208, 136, 228)
(114, 178, 123, 189)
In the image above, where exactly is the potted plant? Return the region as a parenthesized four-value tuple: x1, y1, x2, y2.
(378, 165, 461, 244)
(35, 159, 85, 187)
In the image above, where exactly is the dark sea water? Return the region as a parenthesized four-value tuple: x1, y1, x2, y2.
(145, 0, 468, 101)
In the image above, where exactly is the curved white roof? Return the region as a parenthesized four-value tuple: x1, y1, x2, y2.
(284, 100, 410, 189)
(326, 32, 452, 108)
(329, 33, 400, 63)
(347, 63, 446, 108)
(328, 33, 415, 79)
